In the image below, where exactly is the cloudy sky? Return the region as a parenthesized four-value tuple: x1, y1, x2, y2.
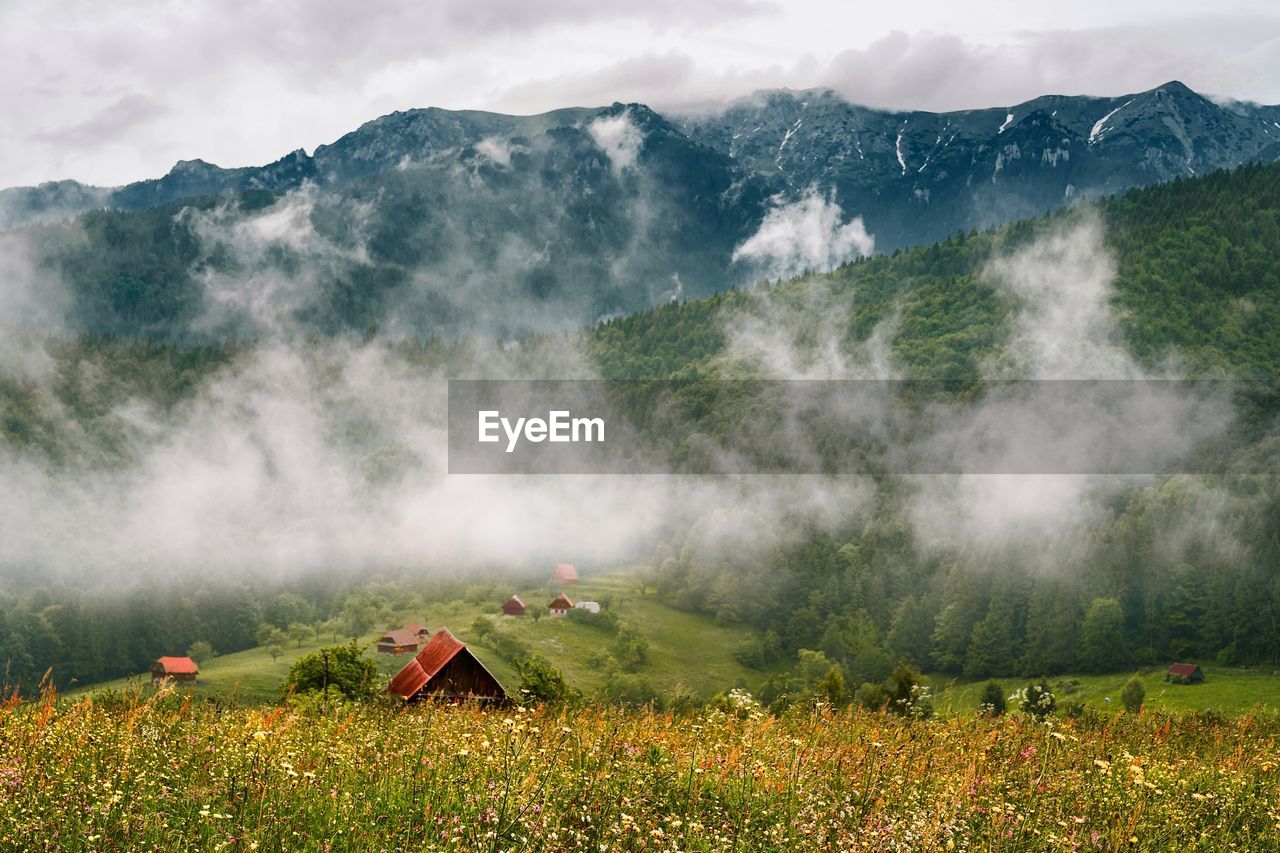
(3, 0, 1278, 188)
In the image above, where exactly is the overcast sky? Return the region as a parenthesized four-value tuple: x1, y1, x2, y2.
(3, 0, 1278, 188)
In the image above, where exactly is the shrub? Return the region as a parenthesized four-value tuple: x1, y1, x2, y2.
(566, 607, 620, 632)
(612, 628, 649, 672)
(1014, 680, 1056, 720)
(978, 680, 1006, 717)
(886, 661, 932, 719)
(486, 631, 531, 663)
(815, 667, 850, 708)
(469, 616, 493, 640)
(603, 672, 660, 706)
(732, 630, 783, 670)
(281, 641, 378, 701)
(857, 682, 891, 712)
(186, 640, 215, 663)
(709, 687, 763, 718)
(1121, 676, 1146, 714)
(513, 656, 577, 706)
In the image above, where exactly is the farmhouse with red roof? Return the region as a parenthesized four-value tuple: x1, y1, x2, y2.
(1165, 663, 1205, 683)
(150, 656, 199, 687)
(386, 629, 507, 703)
(376, 624, 430, 654)
(551, 563, 579, 584)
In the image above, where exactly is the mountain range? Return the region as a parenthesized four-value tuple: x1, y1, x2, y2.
(3, 81, 1278, 338)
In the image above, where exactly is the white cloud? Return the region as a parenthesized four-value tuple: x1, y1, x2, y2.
(474, 136, 516, 167)
(732, 192, 874, 281)
(587, 111, 644, 172)
(0, 1, 1276, 188)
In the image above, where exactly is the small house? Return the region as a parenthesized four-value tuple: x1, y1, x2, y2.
(575, 601, 601, 614)
(501, 595, 526, 616)
(1165, 663, 1204, 684)
(150, 656, 199, 687)
(548, 593, 574, 617)
(551, 563, 579, 584)
(386, 629, 508, 704)
(376, 624, 431, 655)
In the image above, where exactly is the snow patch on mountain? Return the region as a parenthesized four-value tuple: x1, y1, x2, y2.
(1089, 99, 1134, 145)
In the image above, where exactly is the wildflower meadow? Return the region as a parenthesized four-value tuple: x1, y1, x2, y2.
(1, 686, 1277, 851)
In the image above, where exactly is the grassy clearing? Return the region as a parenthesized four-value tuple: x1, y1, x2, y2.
(72, 570, 768, 705)
(930, 667, 1280, 716)
(3, 688, 1279, 851)
(73, 568, 1280, 717)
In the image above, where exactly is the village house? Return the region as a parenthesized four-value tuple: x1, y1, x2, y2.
(551, 563, 579, 584)
(501, 595, 526, 616)
(149, 656, 199, 687)
(376, 624, 430, 655)
(385, 629, 508, 704)
(1165, 663, 1205, 683)
(575, 601, 601, 614)
(548, 593, 574, 617)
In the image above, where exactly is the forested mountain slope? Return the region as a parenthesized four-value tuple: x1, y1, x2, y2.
(1, 163, 1279, 693)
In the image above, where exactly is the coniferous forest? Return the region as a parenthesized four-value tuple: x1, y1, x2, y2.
(2, 163, 1279, 693)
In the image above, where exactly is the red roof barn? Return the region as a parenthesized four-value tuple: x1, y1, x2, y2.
(1165, 663, 1205, 683)
(150, 656, 199, 687)
(548, 593, 574, 617)
(551, 563, 579, 584)
(502, 595, 526, 616)
(376, 624, 431, 655)
(386, 629, 508, 703)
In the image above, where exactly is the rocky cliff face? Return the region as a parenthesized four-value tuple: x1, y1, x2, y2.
(5, 83, 1279, 339)
(6, 81, 1278, 251)
(678, 82, 1280, 248)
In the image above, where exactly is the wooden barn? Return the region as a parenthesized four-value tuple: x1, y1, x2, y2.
(501, 595, 526, 616)
(1165, 663, 1205, 683)
(376, 624, 430, 655)
(551, 563, 579, 584)
(548, 593, 574, 617)
(385, 629, 508, 704)
(150, 656, 199, 687)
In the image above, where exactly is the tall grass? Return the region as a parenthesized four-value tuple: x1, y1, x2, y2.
(1, 684, 1277, 850)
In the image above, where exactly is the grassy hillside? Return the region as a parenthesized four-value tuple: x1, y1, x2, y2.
(73, 566, 1280, 716)
(73, 570, 771, 704)
(931, 667, 1280, 716)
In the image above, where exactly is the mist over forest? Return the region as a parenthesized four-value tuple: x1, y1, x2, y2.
(1, 131, 1278, 691)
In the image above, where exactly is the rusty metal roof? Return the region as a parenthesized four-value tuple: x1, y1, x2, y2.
(151, 656, 199, 675)
(1167, 663, 1201, 676)
(379, 627, 426, 647)
(386, 629, 467, 699)
(549, 593, 574, 609)
(552, 563, 579, 580)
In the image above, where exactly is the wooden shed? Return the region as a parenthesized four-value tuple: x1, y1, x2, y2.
(548, 593, 574, 618)
(376, 624, 430, 655)
(150, 656, 199, 687)
(502, 595, 526, 616)
(551, 563, 579, 584)
(1165, 663, 1205, 683)
(386, 629, 508, 704)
